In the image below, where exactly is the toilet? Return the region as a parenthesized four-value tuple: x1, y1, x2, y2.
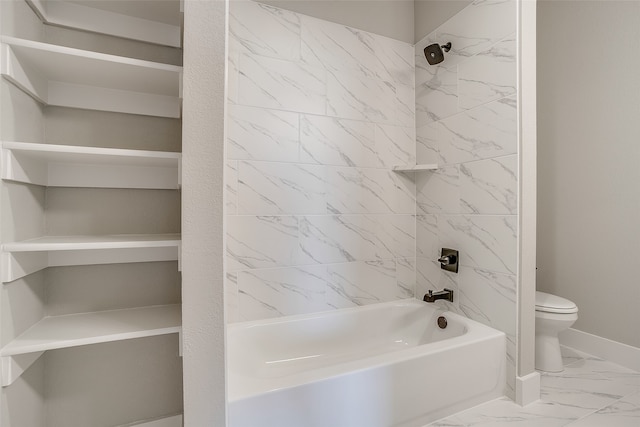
(535, 291, 578, 372)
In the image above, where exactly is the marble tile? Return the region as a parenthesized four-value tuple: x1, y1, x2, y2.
(301, 15, 377, 77)
(326, 260, 397, 309)
(396, 82, 416, 128)
(570, 392, 640, 426)
(237, 265, 327, 321)
(375, 124, 416, 168)
(448, 396, 583, 427)
(225, 272, 238, 323)
(299, 215, 393, 265)
(458, 34, 517, 110)
(396, 258, 416, 299)
(237, 161, 326, 215)
(225, 160, 238, 215)
(458, 266, 516, 336)
(561, 346, 601, 367)
(227, 215, 299, 271)
(439, 215, 517, 274)
(227, 104, 299, 162)
(416, 166, 459, 214)
(326, 70, 396, 124)
(435, 0, 516, 69)
(327, 168, 415, 214)
(326, 167, 367, 214)
(436, 95, 517, 165)
(229, 1, 301, 61)
(416, 64, 458, 127)
(416, 121, 441, 165)
(460, 155, 517, 214)
(362, 169, 415, 214)
(238, 54, 326, 114)
(375, 35, 414, 87)
(540, 361, 639, 415)
(416, 214, 439, 259)
(227, 53, 239, 103)
(300, 115, 377, 167)
(376, 214, 416, 259)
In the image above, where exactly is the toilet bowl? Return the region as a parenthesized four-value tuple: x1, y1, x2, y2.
(535, 291, 578, 372)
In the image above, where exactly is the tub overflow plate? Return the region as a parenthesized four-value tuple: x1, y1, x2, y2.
(437, 316, 447, 329)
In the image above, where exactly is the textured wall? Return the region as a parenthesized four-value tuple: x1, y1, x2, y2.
(414, 0, 518, 396)
(225, 1, 416, 322)
(537, 1, 640, 348)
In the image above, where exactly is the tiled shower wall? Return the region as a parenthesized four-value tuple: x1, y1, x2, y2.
(225, 1, 417, 322)
(414, 0, 518, 396)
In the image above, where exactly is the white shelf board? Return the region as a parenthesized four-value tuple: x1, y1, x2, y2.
(392, 164, 439, 172)
(124, 415, 183, 427)
(1, 141, 181, 189)
(1, 234, 181, 283)
(1, 36, 182, 117)
(25, 0, 182, 48)
(0, 304, 181, 357)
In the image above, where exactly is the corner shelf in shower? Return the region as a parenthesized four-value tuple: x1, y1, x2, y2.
(1, 234, 181, 283)
(392, 164, 438, 172)
(0, 304, 181, 386)
(25, 0, 182, 48)
(0, 36, 183, 117)
(1, 142, 181, 189)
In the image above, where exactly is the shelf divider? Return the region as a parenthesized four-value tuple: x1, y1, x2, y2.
(0, 305, 181, 386)
(1, 234, 181, 283)
(1, 36, 182, 118)
(1, 141, 181, 189)
(25, 0, 182, 48)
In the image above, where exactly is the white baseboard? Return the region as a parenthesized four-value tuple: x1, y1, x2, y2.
(515, 371, 540, 406)
(559, 328, 640, 372)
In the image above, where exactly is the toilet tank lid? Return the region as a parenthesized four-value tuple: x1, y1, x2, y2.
(536, 291, 577, 312)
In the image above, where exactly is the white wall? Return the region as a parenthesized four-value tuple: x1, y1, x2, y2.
(537, 1, 640, 348)
(226, 1, 417, 323)
(181, 1, 227, 425)
(414, 0, 472, 43)
(256, 0, 415, 43)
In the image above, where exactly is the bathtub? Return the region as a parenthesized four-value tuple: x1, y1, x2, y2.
(228, 299, 506, 427)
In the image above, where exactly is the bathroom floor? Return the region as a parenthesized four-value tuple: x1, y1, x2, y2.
(426, 346, 640, 426)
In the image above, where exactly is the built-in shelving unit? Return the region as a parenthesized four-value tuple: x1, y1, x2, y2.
(1, 142, 181, 189)
(25, 0, 182, 48)
(1, 234, 181, 283)
(1, 36, 183, 117)
(1, 0, 185, 423)
(392, 164, 439, 172)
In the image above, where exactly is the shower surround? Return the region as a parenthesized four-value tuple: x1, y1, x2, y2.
(225, 0, 520, 399)
(414, 0, 518, 397)
(225, 1, 417, 322)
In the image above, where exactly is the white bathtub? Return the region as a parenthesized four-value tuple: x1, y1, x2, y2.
(228, 300, 506, 427)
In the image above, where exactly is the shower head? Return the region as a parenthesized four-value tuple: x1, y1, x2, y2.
(424, 42, 452, 65)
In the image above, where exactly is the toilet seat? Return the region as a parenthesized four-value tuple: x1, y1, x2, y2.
(535, 291, 578, 314)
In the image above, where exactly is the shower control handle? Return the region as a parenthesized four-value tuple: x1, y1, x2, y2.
(438, 255, 455, 265)
(438, 248, 459, 273)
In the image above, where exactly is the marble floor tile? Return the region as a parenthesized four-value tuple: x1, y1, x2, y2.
(425, 347, 640, 427)
(569, 392, 640, 426)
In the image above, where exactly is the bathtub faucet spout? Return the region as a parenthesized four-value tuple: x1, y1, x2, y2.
(423, 289, 454, 303)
